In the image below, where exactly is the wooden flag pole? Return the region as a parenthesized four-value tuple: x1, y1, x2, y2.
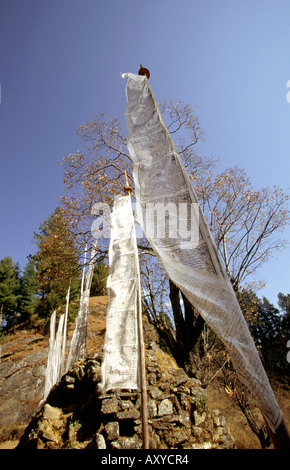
(124, 173, 150, 449)
(136, 265, 150, 449)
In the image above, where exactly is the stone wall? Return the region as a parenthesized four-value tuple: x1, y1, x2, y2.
(17, 343, 235, 449)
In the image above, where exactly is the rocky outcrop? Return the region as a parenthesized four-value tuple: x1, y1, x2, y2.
(0, 333, 48, 441)
(0, 297, 108, 446)
(17, 344, 235, 449)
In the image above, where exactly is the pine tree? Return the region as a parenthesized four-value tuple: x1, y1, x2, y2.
(33, 207, 80, 318)
(90, 260, 109, 296)
(278, 292, 290, 333)
(250, 297, 284, 373)
(0, 256, 21, 329)
(277, 292, 290, 377)
(19, 256, 39, 323)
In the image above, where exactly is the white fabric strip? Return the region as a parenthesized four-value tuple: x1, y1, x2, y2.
(66, 242, 97, 372)
(43, 311, 64, 401)
(123, 72, 282, 431)
(43, 310, 56, 400)
(101, 195, 140, 393)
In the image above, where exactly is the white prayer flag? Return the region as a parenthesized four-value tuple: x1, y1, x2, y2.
(60, 285, 70, 376)
(123, 72, 282, 431)
(43, 310, 64, 401)
(66, 242, 97, 372)
(101, 194, 140, 393)
(43, 310, 56, 400)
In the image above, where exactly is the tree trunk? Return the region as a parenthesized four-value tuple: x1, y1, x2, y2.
(168, 280, 205, 378)
(181, 292, 205, 378)
(234, 384, 271, 449)
(169, 280, 185, 344)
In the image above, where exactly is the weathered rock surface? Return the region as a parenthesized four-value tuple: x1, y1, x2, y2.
(17, 345, 235, 449)
(0, 297, 108, 447)
(0, 333, 48, 441)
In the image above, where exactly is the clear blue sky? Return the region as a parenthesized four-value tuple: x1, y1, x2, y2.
(1, 0, 290, 307)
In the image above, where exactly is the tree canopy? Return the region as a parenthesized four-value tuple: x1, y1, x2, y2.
(33, 207, 81, 318)
(0, 256, 21, 329)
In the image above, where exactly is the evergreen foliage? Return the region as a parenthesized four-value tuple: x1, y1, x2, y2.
(0, 256, 21, 329)
(238, 291, 290, 377)
(33, 207, 81, 319)
(90, 260, 109, 297)
(19, 256, 39, 323)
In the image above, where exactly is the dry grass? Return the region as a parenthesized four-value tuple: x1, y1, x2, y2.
(206, 381, 262, 448)
(206, 377, 290, 449)
(154, 348, 179, 372)
(86, 296, 108, 355)
(89, 295, 109, 306)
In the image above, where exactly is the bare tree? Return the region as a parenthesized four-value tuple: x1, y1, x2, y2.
(60, 103, 208, 251)
(59, 102, 289, 377)
(201, 167, 289, 290)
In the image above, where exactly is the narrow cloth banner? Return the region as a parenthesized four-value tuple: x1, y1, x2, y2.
(123, 72, 282, 431)
(43, 310, 64, 401)
(43, 285, 70, 402)
(66, 243, 97, 372)
(101, 195, 140, 393)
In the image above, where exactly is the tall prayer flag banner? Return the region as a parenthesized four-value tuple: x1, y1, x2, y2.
(66, 242, 97, 372)
(123, 72, 283, 432)
(42, 284, 70, 401)
(43, 310, 56, 401)
(61, 285, 70, 376)
(101, 194, 140, 393)
(43, 310, 64, 401)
